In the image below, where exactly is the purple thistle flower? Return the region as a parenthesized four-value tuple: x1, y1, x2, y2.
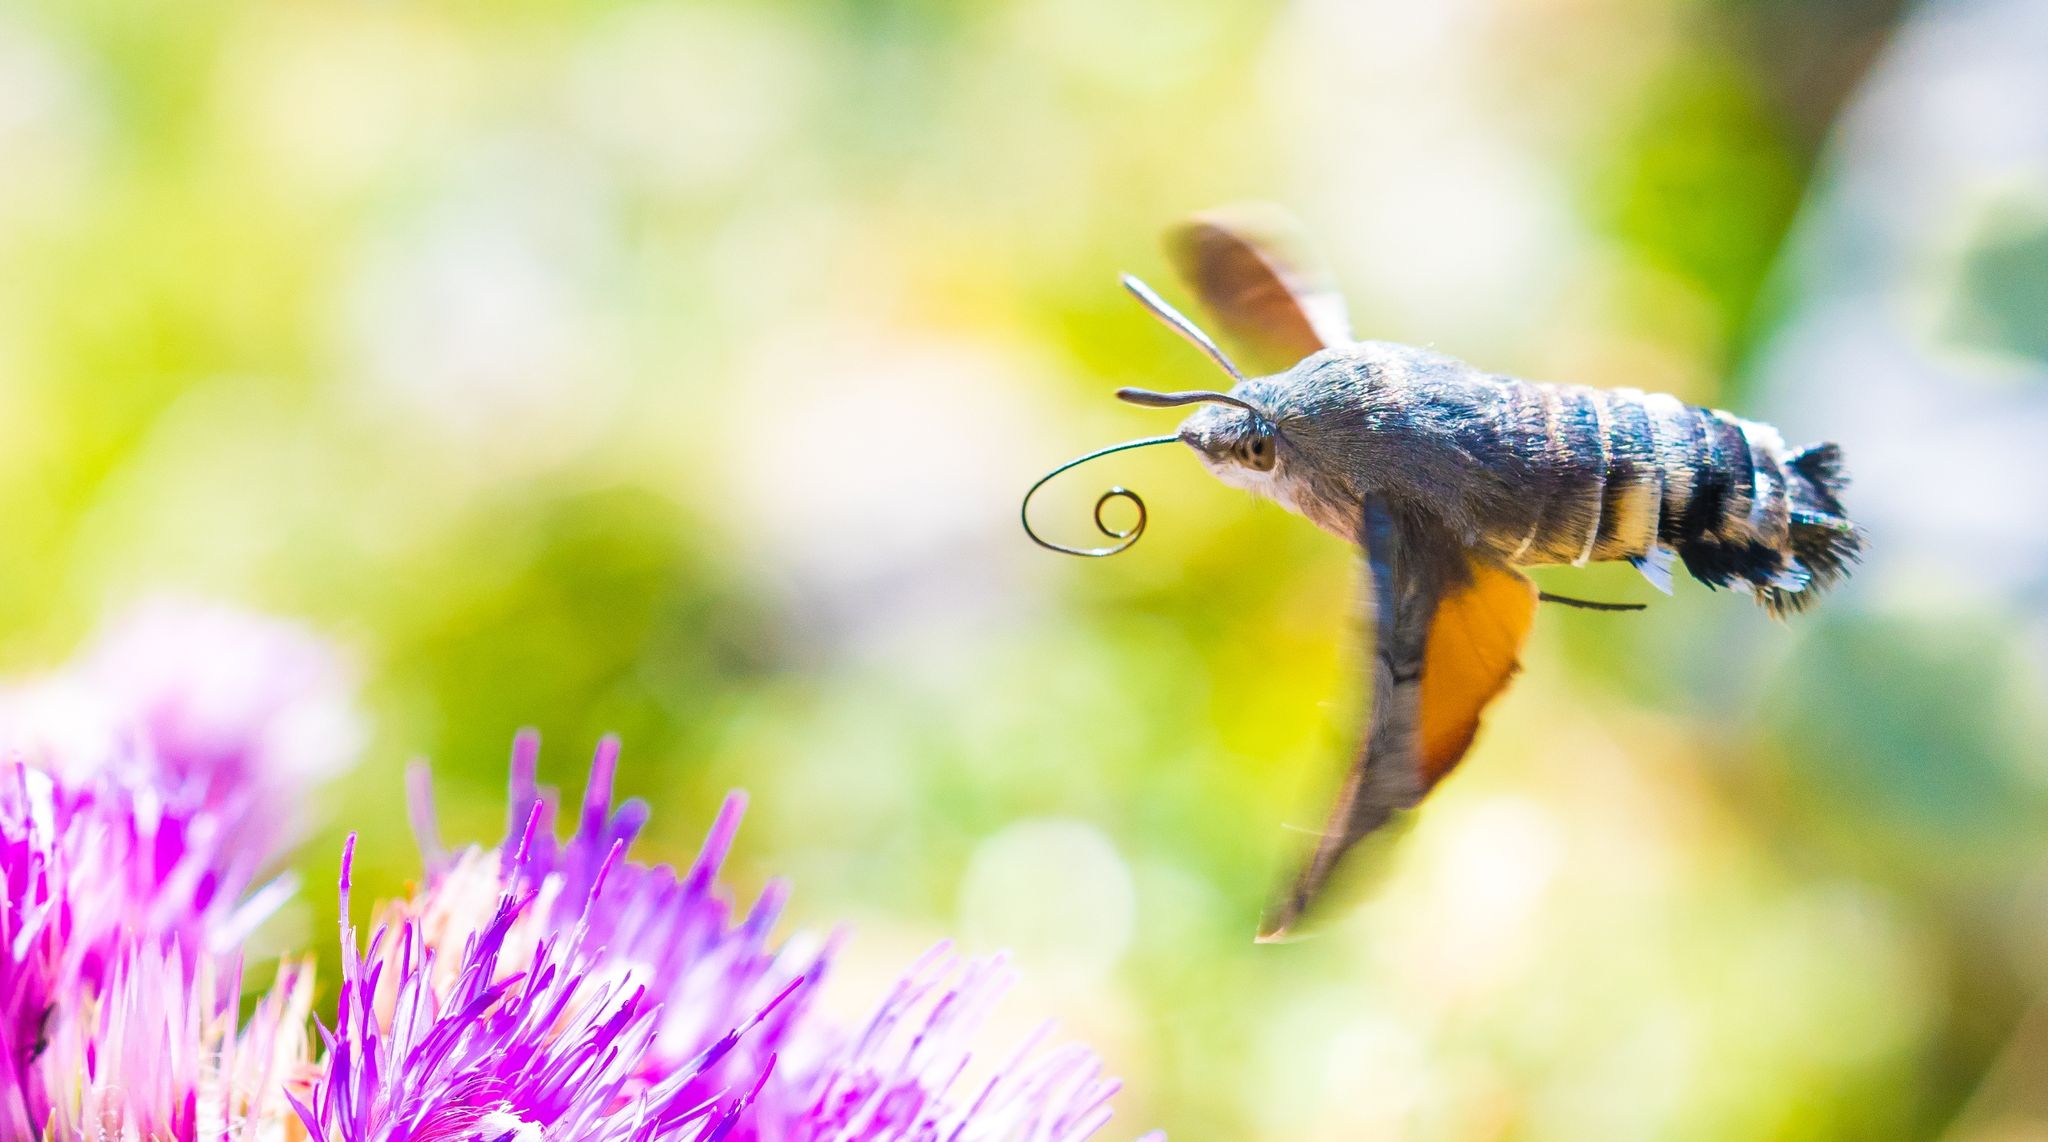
(5, 605, 1154, 1142)
(388, 733, 1158, 1142)
(409, 733, 824, 1108)
(37, 949, 312, 1141)
(0, 758, 305, 1138)
(294, 834, 800, 1142)
(0, 596, 364, 869)
(760, 948, 1138, 1142)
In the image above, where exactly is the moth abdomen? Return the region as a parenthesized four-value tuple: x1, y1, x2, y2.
(1645, 400, 1859, 615)
(1501, 381, 1611, 567)
(1486, 380, 1860, 614)
(1587, 388, 1663, 563)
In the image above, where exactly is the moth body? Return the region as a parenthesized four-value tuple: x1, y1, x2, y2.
(1179, 341, 1859, 615)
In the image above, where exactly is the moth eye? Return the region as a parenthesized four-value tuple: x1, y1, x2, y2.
(1244, 433, 1276, 471)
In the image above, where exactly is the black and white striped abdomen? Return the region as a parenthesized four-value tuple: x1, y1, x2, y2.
(1494, 380, 1860, 614)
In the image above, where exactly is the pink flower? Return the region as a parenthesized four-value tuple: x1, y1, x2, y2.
(2, 618, 1156, 1142)
(345, 733, 1156, 1142)
(0, 759, 305, 1138)
(0, 596, 363, 869)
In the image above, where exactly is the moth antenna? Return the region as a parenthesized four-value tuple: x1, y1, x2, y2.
(1115, 387, 1262, 414)
(1021, 434, 1181, 557)
(1121, 273, 1247, 384)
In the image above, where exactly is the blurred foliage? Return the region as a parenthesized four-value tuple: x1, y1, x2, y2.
(3, 0, 2046, 1139)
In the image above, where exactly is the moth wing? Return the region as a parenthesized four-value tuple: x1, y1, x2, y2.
(1165, 205, 1353, 374)
(1416, 557, 1540, 784)
(1259, 502, 1538, 941)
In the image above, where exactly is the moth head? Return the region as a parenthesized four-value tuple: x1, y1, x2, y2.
(1115, 387, 1278, 474)
(1017, 274, 1294, 559)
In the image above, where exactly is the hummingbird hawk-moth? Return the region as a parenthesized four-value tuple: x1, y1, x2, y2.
(1022, 209, 1861, 939)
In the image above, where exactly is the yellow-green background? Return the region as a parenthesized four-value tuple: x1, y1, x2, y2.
(4, 0, 2046, 1138)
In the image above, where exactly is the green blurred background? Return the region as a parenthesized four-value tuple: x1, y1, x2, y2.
(4, 0, 2048, 1137)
